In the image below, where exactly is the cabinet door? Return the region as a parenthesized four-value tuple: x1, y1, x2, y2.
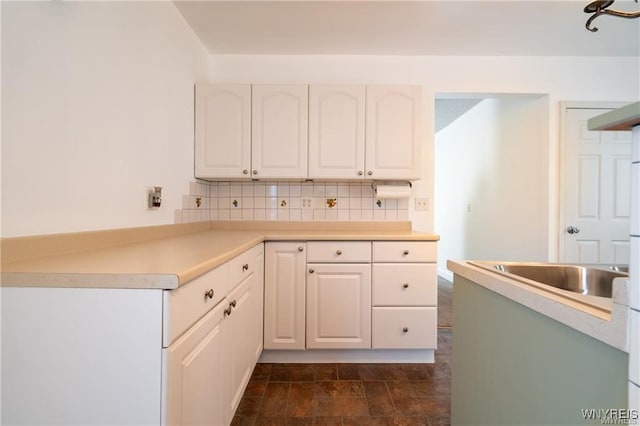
(223, 274, 256, 421)
(195, 84, 252, 179)
(306, 263, 371, 349)
(162, 300, 225, 426)
(308, 85, 366, 179)
(253, 244, 265, 363)
(252, 85, 308, 178)
(264, 242, 307, 350)
(365, 85, 422, 180)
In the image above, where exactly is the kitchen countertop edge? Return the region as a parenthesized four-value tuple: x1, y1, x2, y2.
(447, 260, 628, 352)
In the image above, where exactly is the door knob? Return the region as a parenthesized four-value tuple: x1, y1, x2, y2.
(567, 226, 580, 234)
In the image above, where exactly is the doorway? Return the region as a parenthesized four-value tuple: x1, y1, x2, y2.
(434, 94, 550, 280)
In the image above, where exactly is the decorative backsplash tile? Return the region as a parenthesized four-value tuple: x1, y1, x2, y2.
(175, 180, 410, 223)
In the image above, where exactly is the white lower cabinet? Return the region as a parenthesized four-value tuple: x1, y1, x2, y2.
(162, 300, 226, 426)
(372, 307, 437, 349)
(224, 273, 257, 420)
(163, 243, 264, 425)
(371, 242, 438, 349)
(263, 240, 437, 358)
(306, 263, 371, 349)
(264, 242, 307, 350)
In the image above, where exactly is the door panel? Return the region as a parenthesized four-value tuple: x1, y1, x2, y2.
(563, 107, 632, 264)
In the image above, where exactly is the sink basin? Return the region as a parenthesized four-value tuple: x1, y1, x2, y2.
(473, 262, 628, 298)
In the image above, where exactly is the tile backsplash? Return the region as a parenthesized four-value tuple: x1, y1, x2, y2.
(175, 180, 410, 223)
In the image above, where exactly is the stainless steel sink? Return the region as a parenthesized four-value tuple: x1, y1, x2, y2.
(474, 262, 628, 298)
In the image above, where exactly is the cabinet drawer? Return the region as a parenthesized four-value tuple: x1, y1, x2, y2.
(372, 307, 437, 349)
(228, 243, 262, 285)
(372, 264, 437, 306)
(162, 263, 230, 347)
(372, 241, 436, 263)
(306, 241, 371, 263)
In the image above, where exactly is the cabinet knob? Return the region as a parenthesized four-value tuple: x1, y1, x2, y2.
(242, 263, 249, 271)
(242, 169, 248, 175)
(403, 250, 409, 256)
(253, 170, 258, 175)
(336, 250, 342, 255)
(230, 299, 237, 308)
(205, 289, 214, 299)
(367, 171, 373, 176)
(358, 171, 363, 176)
(402, 327, 409, 333)
(298, 246, 304, 252)
(309, 268, 315, 274)
(224, 306, 232, 316)
(402, 283, 409, 289)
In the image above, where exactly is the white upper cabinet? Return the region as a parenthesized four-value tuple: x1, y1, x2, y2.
(308, 85, 366, 179)
(365, 85, 422, 180)
(195, 84, 251, 179)
(194, 83, 422, 181)
(251, 85, 308, 179)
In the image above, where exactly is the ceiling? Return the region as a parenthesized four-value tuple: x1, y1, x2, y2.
(173, 0, 640, 56)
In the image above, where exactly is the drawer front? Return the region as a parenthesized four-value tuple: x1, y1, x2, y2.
(162, 262, 231, 347)
(372, 264, 437, 306)
(372, 307, 437, 349)
(306, 241, 371, 263)
(372, 241, 436, 263)
(228, 243, 262, 285)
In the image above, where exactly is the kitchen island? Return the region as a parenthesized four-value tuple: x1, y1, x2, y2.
(448, 260, 629, 425)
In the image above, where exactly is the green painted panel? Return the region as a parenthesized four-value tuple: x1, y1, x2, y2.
(452, 275, 628, 426)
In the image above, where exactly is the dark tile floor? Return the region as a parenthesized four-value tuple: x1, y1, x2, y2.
(232, 277, 453, 425)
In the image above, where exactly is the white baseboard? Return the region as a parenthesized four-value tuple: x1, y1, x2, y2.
(259, 349, 435, 364)
(438, 268, 453, 282)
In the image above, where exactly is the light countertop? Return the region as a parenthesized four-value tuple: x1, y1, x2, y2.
(1, 221, 438, 290)
(447, 260, 628, 352)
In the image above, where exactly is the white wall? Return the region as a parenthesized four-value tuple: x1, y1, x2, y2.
(2, 7, 638, 239)
(1, 1, 212, 237)
(435, 97, 549, 277)
(206, 55, 639, 237)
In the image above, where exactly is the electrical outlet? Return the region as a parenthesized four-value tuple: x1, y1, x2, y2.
(415, 197, 429, 211)
(302, 198, 313, 209)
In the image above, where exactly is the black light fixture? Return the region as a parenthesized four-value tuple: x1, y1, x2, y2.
(584, 0, 640, 31)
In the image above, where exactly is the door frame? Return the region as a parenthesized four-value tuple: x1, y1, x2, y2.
(558, 101, 629, 262)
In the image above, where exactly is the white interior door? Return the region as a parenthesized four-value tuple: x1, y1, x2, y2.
(562, 106, 632, 264)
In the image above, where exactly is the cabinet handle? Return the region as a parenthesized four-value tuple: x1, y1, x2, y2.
(367, 171, 373, 176)
(253, 170, 258, 175)
(402, 283, 409, 289)
(402, 327, 409, 333)
(403, 250, 409, 256)
(224, 306, 232, 316)
(230, 299, 237, 308)
(309, 268, 315, 274)
(242, 169, 248, 175)
(298, 246, 304, 252)
(336, 250, 342, 255)
(242, 263, 249, 271)
(358, 171, 363, 176)
(204, 289, 214, 299)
